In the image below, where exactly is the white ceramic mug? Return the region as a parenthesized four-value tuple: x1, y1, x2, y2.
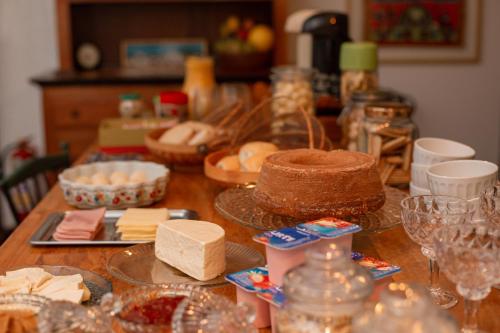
(427, 160, 498, 219)
(413, 137, 475, 165)
(409, 182, 431, 196)
(411, 162, 430, 189)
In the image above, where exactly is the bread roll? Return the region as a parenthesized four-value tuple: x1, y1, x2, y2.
(110, 171, 129, 185)
(216, 155, 240, 171)
(91, 172, 109, 185)
(158, 124, 194, 145)
(75, 176, 91, 185)
(130, 170, 147, 183)
(241, 151, 275, 172)
(239, 142, 278, 164)
(158, 121, 215, 146)
(188, 127, 215, 146)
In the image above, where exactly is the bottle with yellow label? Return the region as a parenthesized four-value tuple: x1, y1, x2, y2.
(182, 56, 216, 120)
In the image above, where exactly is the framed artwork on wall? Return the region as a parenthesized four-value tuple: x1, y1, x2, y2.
(348, 0, 482, 63)
(120, 39, 208, 74)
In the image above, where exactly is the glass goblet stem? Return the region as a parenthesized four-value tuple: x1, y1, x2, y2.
(429, 258, 441, 291)
(462, 299, 481, 333)
(426, 258, 457, 309)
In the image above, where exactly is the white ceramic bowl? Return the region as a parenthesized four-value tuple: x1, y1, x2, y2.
(410, 182, 431, 196)
(59, 161, 169, 209)
(413, 137, 475, 165)
(410, 163, 430, 189)
(426, 160, 498, 200)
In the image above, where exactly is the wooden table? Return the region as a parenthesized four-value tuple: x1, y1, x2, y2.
(0, 152, 498, 332)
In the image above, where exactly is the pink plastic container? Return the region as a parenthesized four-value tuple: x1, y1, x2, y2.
(235, 285, 271, 328)
(370, 276, 393, 302)
(269, 303, 278, 333)
(265, 233, 354, 286)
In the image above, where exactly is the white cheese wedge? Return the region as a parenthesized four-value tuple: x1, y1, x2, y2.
(155, 219, 226, 281)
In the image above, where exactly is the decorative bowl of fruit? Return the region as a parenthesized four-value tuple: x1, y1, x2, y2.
(215, 16, 274, 71)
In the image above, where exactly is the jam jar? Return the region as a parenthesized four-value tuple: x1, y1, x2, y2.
(275, 244, 373, 333)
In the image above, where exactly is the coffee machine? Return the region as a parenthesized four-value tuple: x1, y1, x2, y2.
(285, 10, 351, 115)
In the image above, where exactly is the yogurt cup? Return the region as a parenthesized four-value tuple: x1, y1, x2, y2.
(225, 267, 271, 328)
(256, 284, 284, 333)
(235, 287, 270, 328)
(352, 252, 401, 301)
(254, 218, 361, 286)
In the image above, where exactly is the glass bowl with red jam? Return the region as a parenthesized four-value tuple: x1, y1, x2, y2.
(101, 284, 197, 333)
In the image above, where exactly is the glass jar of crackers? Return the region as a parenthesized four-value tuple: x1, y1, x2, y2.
(362, 102, 416, 185)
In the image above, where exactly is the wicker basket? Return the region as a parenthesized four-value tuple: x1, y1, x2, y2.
(144, 102, 245, 166)
(204, 97, 332, 186)
(145, 128, 206, 165)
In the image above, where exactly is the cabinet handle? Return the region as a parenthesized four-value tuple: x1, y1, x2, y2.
(70, 109, 80, 119)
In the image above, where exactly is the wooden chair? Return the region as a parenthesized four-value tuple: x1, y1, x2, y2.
(0, 151, 70, 233)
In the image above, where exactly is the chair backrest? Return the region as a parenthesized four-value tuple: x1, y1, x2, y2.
(0, 152, 70, 224)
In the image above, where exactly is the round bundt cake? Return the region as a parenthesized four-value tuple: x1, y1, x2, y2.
(253, 149, 385, 219)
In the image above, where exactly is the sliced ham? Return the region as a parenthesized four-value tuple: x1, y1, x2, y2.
(53, 208, 105, 241)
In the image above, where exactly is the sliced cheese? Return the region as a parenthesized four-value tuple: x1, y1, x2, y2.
(155, 219, 226, 281)
(6, 268, 53, 289)
(46, 289, 84, 303)
(117, 208, 169, 240)
(120, 234, 156, 241)
(0, 269, 88, 304)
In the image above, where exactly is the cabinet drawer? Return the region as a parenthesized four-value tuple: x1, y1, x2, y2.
(47, 129, 97, 160)
(51, 106, 118, 127)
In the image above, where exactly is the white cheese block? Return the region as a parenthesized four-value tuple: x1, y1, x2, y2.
(155, 219, 225, 281)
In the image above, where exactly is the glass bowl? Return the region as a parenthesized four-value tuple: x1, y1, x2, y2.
(101, 284, 198, 333)
(0, 294, 50, 332)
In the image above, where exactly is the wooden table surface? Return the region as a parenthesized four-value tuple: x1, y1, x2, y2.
(0, 152, 498, 332)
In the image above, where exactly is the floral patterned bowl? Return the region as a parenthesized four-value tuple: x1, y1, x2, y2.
(59, 161, 169, 209)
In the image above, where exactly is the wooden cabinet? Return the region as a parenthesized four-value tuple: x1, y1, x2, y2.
(33, 0, 287, 160)
(42, 84, 175, 160)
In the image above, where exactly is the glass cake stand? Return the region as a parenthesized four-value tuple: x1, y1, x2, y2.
(107, 242, 265, 287)
(214, 186, 406, 233)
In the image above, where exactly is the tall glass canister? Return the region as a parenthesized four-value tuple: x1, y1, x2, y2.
(271, 66, 316, 116)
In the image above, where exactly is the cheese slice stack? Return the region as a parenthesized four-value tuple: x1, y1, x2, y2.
(116, 208, 169, 240)
(155, 219, 226, 281)
(0, 267, 90, 303)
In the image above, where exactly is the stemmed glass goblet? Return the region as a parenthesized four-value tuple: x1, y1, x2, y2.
(400, 195, 472, 309)
(480, 185, 499, 224)
(433, 222, 499, 333)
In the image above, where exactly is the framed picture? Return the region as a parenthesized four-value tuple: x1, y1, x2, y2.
(120, 39, 208, 74)
(348, 0, 482, 63)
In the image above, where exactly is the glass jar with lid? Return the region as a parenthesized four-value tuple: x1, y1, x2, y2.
(275, 244, 374, 333)
(361, 102, 416, 158)
(271, 66, 316, 116)
(339, 42, 379, 105)
(353, 282, 460, 333)
(119, 93, 145, 118)
(338, 89, 400, 151)
(361, 102, 416, 184)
